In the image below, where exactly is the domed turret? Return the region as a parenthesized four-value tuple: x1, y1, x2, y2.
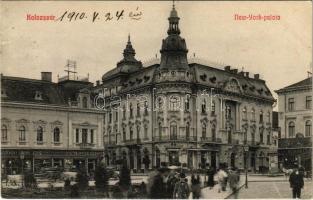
(160, 4, 189, 70)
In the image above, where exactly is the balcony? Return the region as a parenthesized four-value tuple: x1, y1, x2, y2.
(153, 135, 197, 142)
(125, 139, 141, 145)
(77, 143, 95, 149)
(200, 137, 222, 143)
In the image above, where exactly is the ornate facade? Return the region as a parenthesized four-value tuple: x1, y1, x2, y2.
(88, 6, 276, 172)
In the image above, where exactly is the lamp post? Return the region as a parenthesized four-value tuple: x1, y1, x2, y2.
(243, 145, 249, 189)
(20, 151, 25, 189)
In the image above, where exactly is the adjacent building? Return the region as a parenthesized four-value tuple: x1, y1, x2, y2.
(275, 77, 312, 171)
(1, 73, 105, 175)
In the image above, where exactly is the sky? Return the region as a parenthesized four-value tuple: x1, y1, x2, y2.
(1, 1, 312, 105)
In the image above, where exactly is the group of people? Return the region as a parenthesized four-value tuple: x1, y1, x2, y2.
(148, 168, 192, 199)
(215, 167, 241, 198)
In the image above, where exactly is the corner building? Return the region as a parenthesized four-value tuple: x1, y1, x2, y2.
(91, 6, 276, 172)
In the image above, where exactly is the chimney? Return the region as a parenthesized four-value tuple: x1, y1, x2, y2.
(254, 74, 260, 79)
(239, 71, 245, 76)
(96, 80, 100, 86)
(245, 72, 249, 78)
(224, 66, 231, 71)
(41, 72, 52, 82)
(231, 69, 238, 74)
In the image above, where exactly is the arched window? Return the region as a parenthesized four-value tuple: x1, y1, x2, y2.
(212, 125, 216, 141)
(170, 96, 179, 111)
(251, 108, 255, 121)
(136, 102, 140, 116)
(129, 103, 133, 118)
(226, 106, 231, 119)
(186, 122, 190, 139)
(1, 125, 8, 141)
(122, 127, 126, 141)
(202, 123, 207, 139)
(122, 105, 126, 119)
(82, 97, 88, 108)
(129, 126, 133, 140)
(243, 107, 247, 120)
(185, 95, 190, 112)
(53, 127, 60, 142)
(288, 122, 295, 138)
(144, 101, 148, 115)
(158, 122, 162, 139)
(136, 124, 141, 139)
(19, 126, 26, 141)
(259, 127, 264, 144)
(144, 124, 148, 139)
(259, 110, 263, 123)
(267, 111, 271, 123)
(201, 99, 206, 114)
(305, 120, 311, 137)
(211, 101, 216, 115)
(170, 122, 177, 140)
(37, 126, 43, 142)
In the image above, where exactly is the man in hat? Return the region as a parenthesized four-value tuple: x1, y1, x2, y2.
(289, 167, 304, 199)
(149, 167, 170, 199)
(173, 173, 190, 199)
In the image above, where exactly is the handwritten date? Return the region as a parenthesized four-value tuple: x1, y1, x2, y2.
(55, 7, 142, 22)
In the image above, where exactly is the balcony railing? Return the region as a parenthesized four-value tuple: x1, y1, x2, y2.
(77, 143, 95, 149)
(153, 135, 197, 142)
(200, 137, 222, 143)
(125, 139, 141, 145)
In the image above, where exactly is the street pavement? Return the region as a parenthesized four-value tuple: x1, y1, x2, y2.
(234, 180, 313, 199)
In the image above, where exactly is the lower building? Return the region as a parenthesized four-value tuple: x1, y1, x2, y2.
(1, 73, 105, 176)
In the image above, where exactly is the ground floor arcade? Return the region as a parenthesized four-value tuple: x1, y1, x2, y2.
(104, 142, 274, 173)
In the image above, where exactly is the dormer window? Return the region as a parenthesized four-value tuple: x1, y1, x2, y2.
(1, 89, 7, 98)
(35, 91, 43, 100)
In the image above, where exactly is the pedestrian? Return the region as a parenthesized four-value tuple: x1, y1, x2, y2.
(289, 167, 304, 199)
(139, 181, 147, 197)
(191, 173, 201, 199)
(217, 167, 228, 193)
(173, 173, 190, 199)
(207, 166, 215, 189)
(166, 171, 179, 198)
(149, 167, 169, 199)
(228, 168, 240, 199)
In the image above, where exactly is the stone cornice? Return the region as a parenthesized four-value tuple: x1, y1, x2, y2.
(1, 102, 106, 114)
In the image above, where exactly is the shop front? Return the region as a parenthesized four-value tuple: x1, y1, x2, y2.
(1, 149, 104, 175)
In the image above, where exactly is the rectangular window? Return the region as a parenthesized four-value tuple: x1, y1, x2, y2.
(90, 129, 94, 144)
(306, 96, 312, 109)
(75, 129, 79, 143)
(82, 128, 88, 143)
(288, 98, 295, 111)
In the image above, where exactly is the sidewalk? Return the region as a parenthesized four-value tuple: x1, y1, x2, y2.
(200, 179, 244, 199)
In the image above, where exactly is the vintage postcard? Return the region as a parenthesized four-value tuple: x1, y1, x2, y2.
(1, 1, 312, 199)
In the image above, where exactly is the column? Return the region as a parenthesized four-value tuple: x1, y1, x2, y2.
(219, 98, 225, 129)
(236, 102, 241, 131)
(85, 158, 89, 174)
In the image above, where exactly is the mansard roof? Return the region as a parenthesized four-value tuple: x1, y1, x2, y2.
(1, 75, 92, 105)
(192, 63, 274, 101)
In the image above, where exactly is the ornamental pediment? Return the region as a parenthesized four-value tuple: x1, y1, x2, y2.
(224, 78, 242, 94)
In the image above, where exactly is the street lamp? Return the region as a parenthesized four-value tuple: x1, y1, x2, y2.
(20, 151, 25, 188)
(243, 145, 249, 189)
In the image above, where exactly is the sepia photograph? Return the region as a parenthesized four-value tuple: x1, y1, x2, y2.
(0, 0, 312, 199)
